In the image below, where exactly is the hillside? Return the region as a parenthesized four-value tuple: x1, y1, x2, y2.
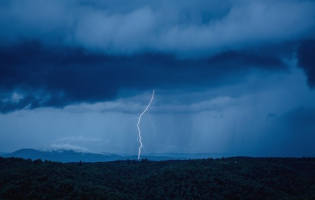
(1, 156, 315, 199)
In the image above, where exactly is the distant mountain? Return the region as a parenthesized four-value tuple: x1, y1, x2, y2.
(1, 149, 121, 163)
(146, 152, 233, 159)
(0, 152, 8, 156)
(1, 149, 228, 162)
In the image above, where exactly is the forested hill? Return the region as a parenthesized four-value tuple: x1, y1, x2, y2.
(1, 157, 315, 200)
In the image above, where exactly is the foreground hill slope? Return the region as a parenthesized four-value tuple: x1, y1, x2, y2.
(0, 157, 314, 200)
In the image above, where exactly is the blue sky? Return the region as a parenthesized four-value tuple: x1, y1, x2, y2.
(0, 0, 315, 156)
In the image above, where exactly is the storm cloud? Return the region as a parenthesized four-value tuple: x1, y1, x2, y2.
(298, 40, 315, 88)
(1, 0, 315, 113)
(261, 106, 315, 157)
(1, 0, 314, 56)
(0, 40, 288, 113)
(0, 0, 315, 156)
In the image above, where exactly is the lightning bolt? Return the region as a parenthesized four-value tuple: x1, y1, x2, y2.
(137, 89, 155, 160)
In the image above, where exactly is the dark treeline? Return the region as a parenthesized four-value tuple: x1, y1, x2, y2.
(0, 156, 315, 200)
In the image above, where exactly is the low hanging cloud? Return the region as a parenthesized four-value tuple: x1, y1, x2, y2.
(45, 136, 107, 153)
(47, 144, 93, 153)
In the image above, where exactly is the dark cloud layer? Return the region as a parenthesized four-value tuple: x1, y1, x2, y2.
(1, 0, 315, 113)
(298, 40, 315, 88)
(269, 107, 315, 156)
(0, 41, 287, 113)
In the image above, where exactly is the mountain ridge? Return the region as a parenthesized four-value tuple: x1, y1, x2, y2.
(1, 148, 225, 162)
(1, 148, 121, 162)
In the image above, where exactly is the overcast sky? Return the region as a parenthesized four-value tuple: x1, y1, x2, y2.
(1, 0, 315, 157)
